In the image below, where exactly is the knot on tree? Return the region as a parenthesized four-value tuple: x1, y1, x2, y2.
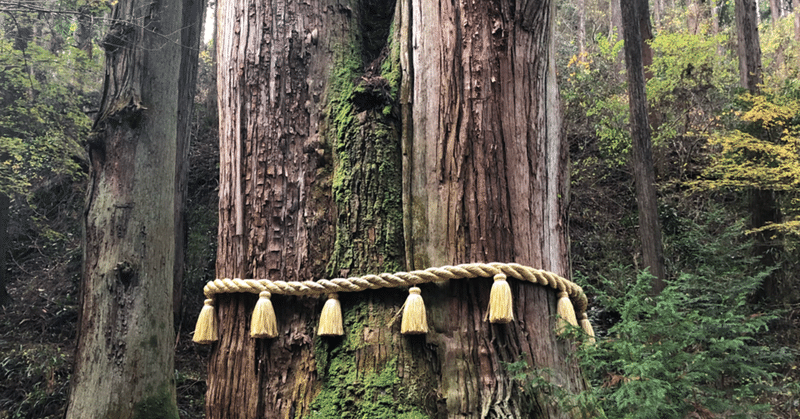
(114, 261, 137, 288)
(102, 21, 135, 53)
(98, 90, 147, 129)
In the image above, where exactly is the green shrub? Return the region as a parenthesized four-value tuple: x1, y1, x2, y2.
(575, 265, 789, 418)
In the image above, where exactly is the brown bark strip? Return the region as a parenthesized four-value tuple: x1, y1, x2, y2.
(736, 0, 763, 93)
(405, 0, 582, 416)
(209, 0, 341, 417)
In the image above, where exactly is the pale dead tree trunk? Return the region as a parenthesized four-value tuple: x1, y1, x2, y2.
(206, 0, 586, 418)
(611, 0, 626, 77)
(653, 0, 662, 29)
(712, 0, 721, 35)
(687, 0, 701, 34)
(621, 0, 666, 293)
(66, 0, 204, 417)
(770, 0, 785, 70)
(795, 0, 800, 41)
(579, 0, 587, 55)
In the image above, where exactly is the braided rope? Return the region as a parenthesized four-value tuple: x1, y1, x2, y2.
(203, 262, 588, 313)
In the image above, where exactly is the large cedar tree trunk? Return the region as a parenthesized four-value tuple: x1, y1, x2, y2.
(206, 0, 586, 418)
(66, 0, 203, 417)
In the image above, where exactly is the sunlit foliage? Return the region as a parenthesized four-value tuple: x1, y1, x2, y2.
(0, 17, 102, 196)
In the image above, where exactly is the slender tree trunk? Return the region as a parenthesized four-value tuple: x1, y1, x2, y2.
(736, 0, 763, 91)
(712, 0, 726, 56)
(579, 0, 587, 55)
(795, 0, 800, 42)
(75, 5, 94, 59)
(611, 0, 625, 72)
(205, 0, 586, 418)
(687, 0, 700, 34)
(735, 0, 786, 302)
(757, 0, 762, 23)
(653, 0, 662, 29)
(770, 0, 785, 70)
(750, 189, 782, 299)
(0, 192, 9, 306)
(621, 0, 666, 293)
(771, 0, 782, 22)
(66, 0, 203, 417)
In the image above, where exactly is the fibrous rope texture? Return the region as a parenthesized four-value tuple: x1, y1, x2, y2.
(203, 262, 588, 313)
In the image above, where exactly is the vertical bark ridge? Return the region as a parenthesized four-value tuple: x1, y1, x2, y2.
(211, 0, 340, 417)
(406, 0, 578, 416)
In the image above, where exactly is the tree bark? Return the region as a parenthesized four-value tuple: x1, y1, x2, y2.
(653, 0, 662, 29)
(712, 0, 721, 35)
(206, 0, 586, 418)
(0, 192, 9, 306)
(687, 0, 702, 34)
(621, 0, 666, 292)
(736, 0, 763, 93)
(75, 5, 95, 59)
(769, 0, 785, 70)
(404, 0, 583, 416)
(611, 0, 625, 75)
(770, 0, 782, 22)
(795, 0, 800, 42)
(579, 0, 587, 55)
(66, 0, 204, 418)
(735, 0, 785, 302)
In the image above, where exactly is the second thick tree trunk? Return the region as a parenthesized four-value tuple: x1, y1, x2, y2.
(67, 0, 203, 417)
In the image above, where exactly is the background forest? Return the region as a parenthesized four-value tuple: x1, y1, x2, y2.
(0, 0, 798, 417)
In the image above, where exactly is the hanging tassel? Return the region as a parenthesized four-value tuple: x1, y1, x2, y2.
(556, 291, 578, 336)
(250, 291, 278, 339)
(488, 273, 514, 323)
(578, 312, 596, 344)
(193, 299, 218, 344)
(318, 293, 344, 336)
(401, 286, 428, 334)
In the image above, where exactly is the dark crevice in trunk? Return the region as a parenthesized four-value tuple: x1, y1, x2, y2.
(359, 0, 397, 63)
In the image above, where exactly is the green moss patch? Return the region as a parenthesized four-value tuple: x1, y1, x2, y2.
(132, 380, 179, 419)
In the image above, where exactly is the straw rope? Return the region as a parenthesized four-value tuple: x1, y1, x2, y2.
(202, 262, 588, 313)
